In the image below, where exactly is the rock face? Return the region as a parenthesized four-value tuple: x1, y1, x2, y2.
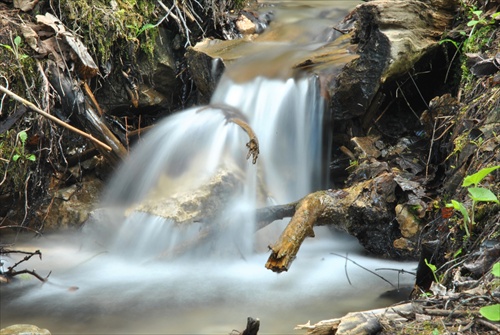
(0, 324, 51, 335)
(94, 27, 181, 113)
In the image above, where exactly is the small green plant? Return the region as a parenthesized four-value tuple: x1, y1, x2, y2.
(0, 35, 29, 61)
(12, 130, 35, 163)
(446, 165, 500, 237)
(479, 262, 500, 321)
(425, 258, 440, 283)
(466, 8, 500, 35)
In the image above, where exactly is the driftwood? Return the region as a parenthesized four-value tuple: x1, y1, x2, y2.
(295, 303, 413, 335)
(265, 169, 405, 272)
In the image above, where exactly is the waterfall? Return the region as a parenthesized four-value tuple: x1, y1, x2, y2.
(1, 4, 419, 334)
(89, 74, 325, 260)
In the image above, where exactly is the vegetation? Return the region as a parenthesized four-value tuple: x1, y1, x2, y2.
(446, 165, 500, 237)
(0, 0, 499, 333)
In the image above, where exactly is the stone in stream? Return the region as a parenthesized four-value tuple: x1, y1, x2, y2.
(0, 324, 51, 335)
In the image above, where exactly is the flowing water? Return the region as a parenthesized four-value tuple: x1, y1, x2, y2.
(1, 1, 417, 334)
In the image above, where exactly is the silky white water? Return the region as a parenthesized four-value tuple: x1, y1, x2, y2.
(1, 1, 417, 333)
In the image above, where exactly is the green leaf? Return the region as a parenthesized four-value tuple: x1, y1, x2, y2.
(425, 258, 437, 272)
(137, 23, 156, 36)
(479, 304, 500, 321)
(0, 44, 13, 52)
(463, 165, 500, 187)
(27, 154, 36, 162)
(446, 200, 470, 224)
(18, 130, 28, 144)
(467, 19, 480, 26)
(14, 35, 22, 47)
(439, 39, 459, 49)
(468, 187, 499, 203)
(492, 262, 500, 277)
(472, 10, 483, 18)
(12, 154, 20, 162)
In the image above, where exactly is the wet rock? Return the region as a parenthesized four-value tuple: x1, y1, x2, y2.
(463, 243, 500, 278)
(130, 165, 245, 225)
(395, 204, 421, 238)
(95, 27, 180, 113)
(236, 14, 257, 35)
(351, 136, 381, 158)
(185, 38, 242, 101)
(39, 176, 103, 230)
(325, 0, 455, 120)
(0, 324, 51, 335)
(393, 237, 417, 252)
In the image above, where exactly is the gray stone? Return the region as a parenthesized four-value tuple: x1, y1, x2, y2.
(0, 324, 51, 335)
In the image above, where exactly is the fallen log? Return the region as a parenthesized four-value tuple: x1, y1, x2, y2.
(47, 62, 128, 166)
(265, 169, 406, 272)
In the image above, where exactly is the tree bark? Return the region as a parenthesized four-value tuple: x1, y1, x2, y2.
(264, 169, 416, 272)
(47, 62, 128, 166)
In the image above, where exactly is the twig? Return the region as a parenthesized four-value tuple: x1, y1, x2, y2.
(422, 308, 472, 317)
(396, 81, 422, 123)
(408, 72, 429, 109)
(0, 85, 112, 152)
(331, 252, 396, 288)
(476, 318, 500, 332)
(81, 81, 105, 116)
(0, 75, 8, 116)
(6, 269, 51, 283)
(197, 104, 260, 164)
(425, 116, 438, 179)
(344, 252, 352, 285)
(5, 249, 42, 271)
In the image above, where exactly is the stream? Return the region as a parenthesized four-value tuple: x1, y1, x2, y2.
(1, 228, 416, 334)
(1, 1, 417, 334)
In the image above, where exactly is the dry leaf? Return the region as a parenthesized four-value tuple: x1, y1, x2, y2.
(14, 0, 39, 12)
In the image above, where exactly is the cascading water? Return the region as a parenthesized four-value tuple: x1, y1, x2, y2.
(90, 74, 325, 261)
(1, 2, 417, 334)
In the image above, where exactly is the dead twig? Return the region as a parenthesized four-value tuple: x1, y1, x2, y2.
(197, 104, 260, 164)
(476, 318, 500, 332)
(0, 84, 112, 152)
(5, 269, 51, 283)
(81, 81, 105, 116)
(331, 252, 396, 288)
